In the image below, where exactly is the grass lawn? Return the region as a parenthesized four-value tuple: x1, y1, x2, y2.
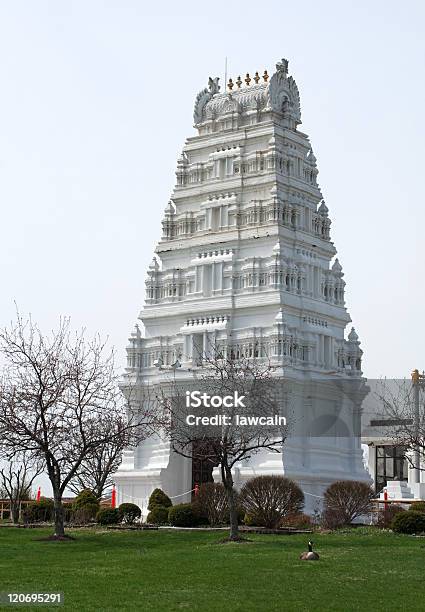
(0, 527, 424, 611)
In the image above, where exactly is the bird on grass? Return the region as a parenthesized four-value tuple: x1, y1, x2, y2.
(300, 540, 320, 561)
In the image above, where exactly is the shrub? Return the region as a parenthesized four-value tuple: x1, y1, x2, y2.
(71, 490, 100, 523)
(168, 503, 200, 527)
(377, 504, 405, 528)
(409, 502, 425, 514)
(193, 483, 229, 525)
(148, 488, 172, 511)
(243, 513, 256, 526)
(391, 511, 425, 534)
(322, 480, 374, 528)
(73, 503, 99, 524)
(73, 489, 100, 510)
(63, 502, 75, 524)
(321, 507, 345, 530)
(22, 497, 54, 523)
(239, 476, 304, 528)
(280, 512, 313, 529)
(146, 505, 169, 525)
(96, 508, 121, 525)
(118, 503, 141, 525)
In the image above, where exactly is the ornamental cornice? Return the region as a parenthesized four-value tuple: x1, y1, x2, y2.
(193, 58, 301, 128)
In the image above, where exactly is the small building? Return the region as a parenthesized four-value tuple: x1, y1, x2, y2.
(362, 379, 425, 500)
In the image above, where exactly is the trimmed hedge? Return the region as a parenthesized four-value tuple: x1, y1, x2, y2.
(391, 511, 425, 534)
(168, 503, 199, 527)
(63, 502, 75, 524)
(118, 503, 141, 525)
(146, 505, 169, 525)
(22, 497, 54, 523)
(409, 502, 425, 514)
(96, 508, 121, 525)
(73, 503, 99, 523)
(148, 489, 172, 511)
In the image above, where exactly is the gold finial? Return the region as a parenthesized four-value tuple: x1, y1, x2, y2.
(245, 73, 251, 86)
(412, 369, 420, 384)
(254, 71, 260, 84)
(263, 70, 269, 82)
(227, 78, 234, 91)
(236, 75, 242, 88)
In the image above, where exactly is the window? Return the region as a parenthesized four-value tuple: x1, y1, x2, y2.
(375, 445, 408, 493)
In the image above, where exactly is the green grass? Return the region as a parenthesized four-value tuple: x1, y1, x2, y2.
(0, 527, 424, 611)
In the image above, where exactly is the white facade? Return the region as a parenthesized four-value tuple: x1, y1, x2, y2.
(115, 58, 370, 516)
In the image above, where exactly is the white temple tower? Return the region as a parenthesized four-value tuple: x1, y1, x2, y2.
(115, 59, 370, 515)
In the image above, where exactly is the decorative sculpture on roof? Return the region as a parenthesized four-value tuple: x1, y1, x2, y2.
(269, 58, 301, 124)
(275, 58, 289, 79)
(208, 77, 220, 95)
(193, 77, 220, 124)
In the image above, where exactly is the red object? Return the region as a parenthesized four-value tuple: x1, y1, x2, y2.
(111, 485, 116, 508)
(36, 487, 41, 502)
(194, 484, 199, 497)
(384, 489, 388, 501)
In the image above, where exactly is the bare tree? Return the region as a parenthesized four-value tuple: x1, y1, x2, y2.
(0, 313, 153, 539)
(157, 346, 288, 541)
(0, 450, 44, 523)
(67, 437, 124, 499)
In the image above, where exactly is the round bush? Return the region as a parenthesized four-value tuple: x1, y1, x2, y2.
(118, 502, 141, 525)
(146, 505, 169, 525)
(73, 489, 99, 509)
(409, 502, 425, 514)
(23, 497, 54, 523)
(96, 508, 121, 525)
(148, 488, 172, 511)
(391, 511, 425, 534)
(239, 476, 304, 528)
(72, 490, 100, 523)
(168, 503, 199, 527)
(323, 480, 374, 527)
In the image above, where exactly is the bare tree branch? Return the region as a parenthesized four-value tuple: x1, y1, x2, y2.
(155, 344, 288, 540)
(0, 449, 44, 523)
(0, 312, 154, 538)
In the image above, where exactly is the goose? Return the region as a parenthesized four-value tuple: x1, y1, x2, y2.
(300, 540, 320, 561)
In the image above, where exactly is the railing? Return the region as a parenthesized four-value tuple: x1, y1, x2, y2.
(0, 499, 33, 521)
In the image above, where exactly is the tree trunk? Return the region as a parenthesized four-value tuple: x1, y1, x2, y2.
(222, 464, 239, 540)
(52, 490, 65, 538)
(10, 502, 20, 524)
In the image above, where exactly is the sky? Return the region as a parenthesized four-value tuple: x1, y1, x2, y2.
(0, 0, 424, 393)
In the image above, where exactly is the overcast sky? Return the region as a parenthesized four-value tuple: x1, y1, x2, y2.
(1, 0, 424, 393)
